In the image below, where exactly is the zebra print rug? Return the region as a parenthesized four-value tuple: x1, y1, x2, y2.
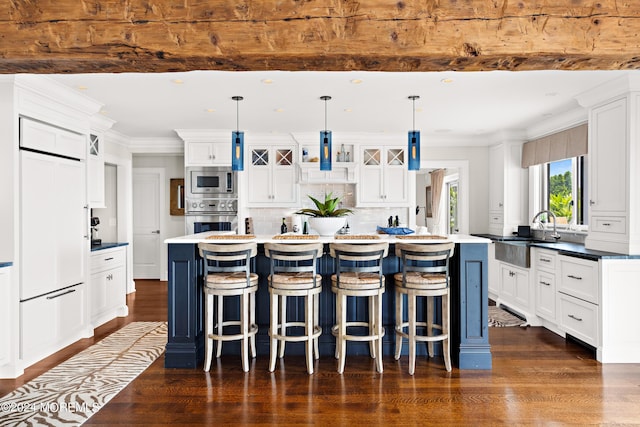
(0, 321, 166, 426)
(488, 306, 527, 327)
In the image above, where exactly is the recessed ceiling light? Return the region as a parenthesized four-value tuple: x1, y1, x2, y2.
(415, 107, 423, 113)
(172, 79, 184, 84)
(545, 92, 558, 97)
(440, 78, 454, 84)
(350, 79, 363, 84)
(77, 85, 88, 91)
(262, 79, 274, 84)
(344, 108, 353, 112)
(205, 108, 216, 113)
(100, 110, 109, 115)
(274, 108, 284, 113)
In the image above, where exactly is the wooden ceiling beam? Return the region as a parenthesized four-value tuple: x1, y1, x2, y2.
(1, 1, 639, 73)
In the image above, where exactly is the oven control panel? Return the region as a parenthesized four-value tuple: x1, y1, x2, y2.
(185, 198, 237, 214)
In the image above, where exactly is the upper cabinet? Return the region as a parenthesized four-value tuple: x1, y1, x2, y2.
(488, 140, 528, 236)
(358, 146, 408, 206)
(88, 115, 115, 208)
(246, 144, 298, 207)
(185, 141, 232, 166)
(176, 130, 233, 167)
(20, 118, 86, 160)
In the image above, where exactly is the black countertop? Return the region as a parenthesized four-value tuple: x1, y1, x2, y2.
(0, 262, 12, 268)
(473, 233, 640, 261)
(90, 242, 129, 252)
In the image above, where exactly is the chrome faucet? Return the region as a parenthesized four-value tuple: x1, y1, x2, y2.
(532, 210, 561, 241)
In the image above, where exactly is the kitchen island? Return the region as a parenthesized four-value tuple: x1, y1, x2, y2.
(164, 233, 492, 370)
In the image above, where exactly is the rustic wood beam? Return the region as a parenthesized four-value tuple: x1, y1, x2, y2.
(1, 1, 639, 74)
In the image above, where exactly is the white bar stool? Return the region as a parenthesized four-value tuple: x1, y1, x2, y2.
(264, 242, 323, 375)
(393, 241, 455, 374)
(198, 242, 258, 372)
(329, 242, 389, 374)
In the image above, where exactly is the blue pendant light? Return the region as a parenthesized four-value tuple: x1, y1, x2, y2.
(231, 96, 244, 171)
(320, 95, 332, 171)
(408, 95, 421, 171)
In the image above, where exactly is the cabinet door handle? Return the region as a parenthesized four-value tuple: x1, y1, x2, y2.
(540, 281, 551, 286)
(46, 289, 76, 300)
(589, 200, 595, 206)
(104, 257, 114, 261)
(540, 258, 551, 263)
(151, 230, 160, 234)
(567, 274, 582, 280)
(568, 314, 583, 322)
(602, 223, 611, 227)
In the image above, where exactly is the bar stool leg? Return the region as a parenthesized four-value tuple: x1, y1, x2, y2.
(279, 295, 287, 358)
(443, 292, 452, 372)
(375, 292, 384, 373)
(427, 295, 435, 358)
(204, 292, 213, 372)
(334, 292, 341, 360)
(305, 293, 314, 375)
(269, 290, 278, 372)
(408, 291, 417, 376)
(394, 289, 403, 360)
(250, 290, 257, 358)
(241, 292, 249, 372)
(216, 294, 224, 358)
(337, 293, 347, 374)
(369, 295, 376, 359)
(313, 292, 320, 360)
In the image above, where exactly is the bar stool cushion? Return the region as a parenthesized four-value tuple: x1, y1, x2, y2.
(331, 272, 385, 290)
(205, 272, 259, 290)
(269, 272, 322, 290)
(393, 272, 447, 289)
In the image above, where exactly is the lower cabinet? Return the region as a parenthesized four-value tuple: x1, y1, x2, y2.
(20, 283, 87, 367)
(90, 246, 128, 328)
(533, 249, 557, 322)
(499, 263, 530, 312)
(559, 293, 599, 346)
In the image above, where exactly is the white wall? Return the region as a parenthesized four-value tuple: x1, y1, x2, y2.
(92, 164, 118, 242)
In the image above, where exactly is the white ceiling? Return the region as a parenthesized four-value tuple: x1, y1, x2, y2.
(49, 70, 633, 144)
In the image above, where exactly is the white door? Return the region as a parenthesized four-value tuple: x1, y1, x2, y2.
(133, 168, 164, 279)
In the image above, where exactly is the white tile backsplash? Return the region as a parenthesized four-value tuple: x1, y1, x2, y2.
(246, 182, 410, 235)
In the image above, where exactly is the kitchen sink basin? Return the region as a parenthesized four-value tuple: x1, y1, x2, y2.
(494, 241, 531, 268)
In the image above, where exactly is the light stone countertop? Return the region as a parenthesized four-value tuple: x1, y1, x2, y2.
(165, 231, 490, 245)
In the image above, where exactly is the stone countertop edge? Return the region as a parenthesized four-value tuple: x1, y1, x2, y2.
(165, 233, 490, 245)
(90, 242, 130, 252)
(473, 233, 640, 260)
(0, 262, 12, 268)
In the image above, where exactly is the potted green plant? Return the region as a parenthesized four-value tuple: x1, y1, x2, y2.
(296, 193, 352, 235)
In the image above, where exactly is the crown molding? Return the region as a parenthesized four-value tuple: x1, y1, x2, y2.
(127, 136, 183, 154)
(575, 73, 640, 108)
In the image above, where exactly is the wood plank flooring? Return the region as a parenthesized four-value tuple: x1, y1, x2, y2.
(2, 280, 640, 425)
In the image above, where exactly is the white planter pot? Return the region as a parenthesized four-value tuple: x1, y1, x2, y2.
(308, 217, 346, 236)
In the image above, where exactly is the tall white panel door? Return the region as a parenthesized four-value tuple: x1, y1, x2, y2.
(20, 151, 86, 301)
(133, 168, 163, 279)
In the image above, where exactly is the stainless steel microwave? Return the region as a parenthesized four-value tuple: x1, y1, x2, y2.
(186, 167, 236, 196)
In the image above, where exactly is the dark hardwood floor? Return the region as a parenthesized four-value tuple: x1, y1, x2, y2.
(2, 280, 640, 425)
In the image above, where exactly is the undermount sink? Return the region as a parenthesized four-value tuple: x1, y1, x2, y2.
(494, 241, 531, 268)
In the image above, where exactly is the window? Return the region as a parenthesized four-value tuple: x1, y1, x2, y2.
(541, 156, 588, 227)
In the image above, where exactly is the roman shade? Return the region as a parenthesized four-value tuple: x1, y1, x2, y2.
(521, 124, 588, 168)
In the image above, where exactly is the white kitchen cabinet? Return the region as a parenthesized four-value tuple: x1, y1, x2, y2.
(0, 266, 10, 368)
(358, 146, 407, 206)
(247, 145, 298, 207)
(584, 96, 638, 253)
(532, 248, 557, 321)
(185, 141, 232, 166)
(559, 255, 599, 305)
(499, 262, 530, 315)
(20, 283, 87, 367)
(90, 246, 128, 328)
(488, 141, 528, 235)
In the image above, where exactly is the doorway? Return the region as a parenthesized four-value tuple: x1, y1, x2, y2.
(132, 168, 164, 279)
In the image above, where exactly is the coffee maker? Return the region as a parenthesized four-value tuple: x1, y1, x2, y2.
(91, 217, 101, 246)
